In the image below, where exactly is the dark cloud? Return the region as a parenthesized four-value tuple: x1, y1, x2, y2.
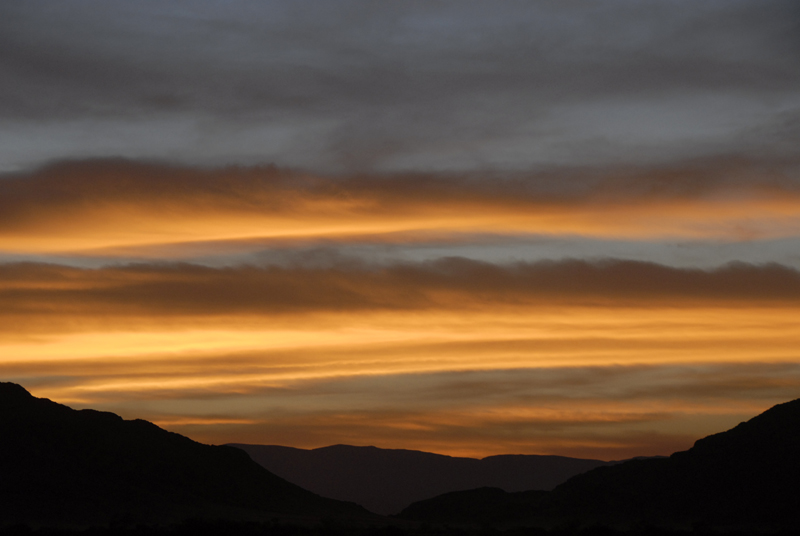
(4, 1, 798, 115)
(1, 156, 798, 225)
(1, 1, 798, 171)
(1, 259, 799, 333)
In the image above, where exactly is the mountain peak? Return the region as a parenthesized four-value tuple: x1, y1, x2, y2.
(0, 381, 34, 402)
(399, 397, 800, 530)
(684, 397, 800, 461)
(0, 382, 369, 527)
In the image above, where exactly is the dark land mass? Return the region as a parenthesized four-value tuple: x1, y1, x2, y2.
(229, 443, 613, 515)
(5, 381, 800, 535)
(399, 397, 800, 532)
(0, 383, 372, 528)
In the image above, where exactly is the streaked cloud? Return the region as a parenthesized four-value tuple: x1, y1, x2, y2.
(3, 260, 800, 327)
(1, 158, 800, 260)
(15, 362, 800, 460)
(3, 258, 800, 458)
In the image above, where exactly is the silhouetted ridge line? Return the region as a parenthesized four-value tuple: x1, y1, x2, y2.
(0, 382, 369, 528)
(229, 442, 613, 514)
(399, 398, 800, 531)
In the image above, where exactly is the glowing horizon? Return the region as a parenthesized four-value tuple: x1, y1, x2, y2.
(3, 255, 800, 459)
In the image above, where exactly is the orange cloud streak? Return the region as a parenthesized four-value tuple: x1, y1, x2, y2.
(2, 156, 799, 459)
(3, 261, 797, 418)
(2, 260, 799, 332)
(1, 159, 799, 255)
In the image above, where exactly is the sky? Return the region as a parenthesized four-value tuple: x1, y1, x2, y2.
(2, 0, 800, 460)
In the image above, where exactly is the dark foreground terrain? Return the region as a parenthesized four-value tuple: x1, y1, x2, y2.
(399, 398, 800, 532)
(3, 519, 800, 536)
(0, 383, 371, 528)
(2, 381, 800, 535)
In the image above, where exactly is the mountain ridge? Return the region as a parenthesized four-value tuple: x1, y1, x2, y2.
(229, 442, 615, 514)
(0, 382, 371, 527)
(5, 381, 799, 532)
(399, 397, 800, 531)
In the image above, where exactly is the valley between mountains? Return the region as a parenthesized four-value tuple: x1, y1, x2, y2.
(2, 381, 800, 534)
(228, 443, 621, 515)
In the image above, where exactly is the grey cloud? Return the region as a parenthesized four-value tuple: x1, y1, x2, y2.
(1, 0, 798, 171)
(240, 236, 800, 272)
(2, 156, 799, 213)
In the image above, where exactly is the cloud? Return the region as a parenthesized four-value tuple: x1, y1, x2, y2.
(2, 259, 800, 328)
(26, 363, 800, 459)
(5, 1, 798, 118)
(1, 1, 799, 171)
(1, 158, 800, 257)
(2, 259, 800, 397)
(5, 255, 800, 458)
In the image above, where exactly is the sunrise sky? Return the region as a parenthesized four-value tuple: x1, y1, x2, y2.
(2, 0, 800, 460)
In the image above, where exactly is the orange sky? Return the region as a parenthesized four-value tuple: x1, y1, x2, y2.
(2, 162, 800, 459)
(4, 2, 800, 464)
(3, 254, 800, 459)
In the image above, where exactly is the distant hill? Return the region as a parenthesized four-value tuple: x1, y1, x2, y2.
(399, 398, 800, 531)
(229, 443, 613, 514)
(0, 383, 370, 528)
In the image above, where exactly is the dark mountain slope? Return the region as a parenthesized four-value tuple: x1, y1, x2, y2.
(400, 398, 800, 531)
(229, 443, 612, 515)
(548, 397, 800, 528)
(0, 383, 369, 527)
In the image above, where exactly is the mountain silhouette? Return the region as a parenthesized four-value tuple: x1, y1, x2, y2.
(399, 398, 800, 531)
(0, 383, 370, 528)
(229, 443, 613, 515)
